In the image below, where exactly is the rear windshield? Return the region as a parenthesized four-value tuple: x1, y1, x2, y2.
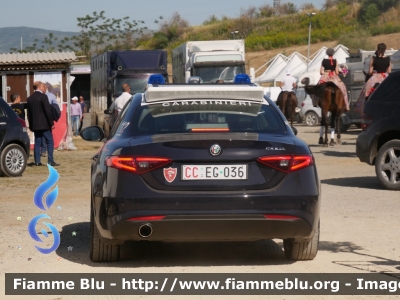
(129, 99, 286, 135)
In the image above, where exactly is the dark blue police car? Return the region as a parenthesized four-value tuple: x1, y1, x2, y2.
(81, 75, 321, 262)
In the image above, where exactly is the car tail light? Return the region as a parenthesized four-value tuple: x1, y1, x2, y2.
(105, 156, 171, 174)
(16, 118, 27, 132)
(361, 113, 373, 131)
(257, 155, 313, 173)
(263, 214, 299, 220)
(128, 215, 165, 221)
(191, 128, 229, 132)
(301, 102, 305, 107)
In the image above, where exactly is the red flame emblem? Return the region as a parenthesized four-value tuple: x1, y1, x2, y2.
(163, 167, 177, 183)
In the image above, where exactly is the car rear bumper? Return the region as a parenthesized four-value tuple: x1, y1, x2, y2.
(111, 214, 314, 242)
(356, 131, 375, 165)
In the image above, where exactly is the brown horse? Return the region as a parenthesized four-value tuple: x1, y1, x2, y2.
(301, 78, 347, 146)
(275, 91, 298, 128)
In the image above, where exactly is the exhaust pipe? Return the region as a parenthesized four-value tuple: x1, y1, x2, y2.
(138, 224, 153, 238)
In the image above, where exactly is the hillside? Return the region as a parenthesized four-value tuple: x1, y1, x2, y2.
(0, 27, 77, 53)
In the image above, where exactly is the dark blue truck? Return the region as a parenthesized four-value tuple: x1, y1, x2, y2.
(90, 50, 168, 135)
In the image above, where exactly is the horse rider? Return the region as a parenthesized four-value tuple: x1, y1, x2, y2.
(277, 70, 297, 105)
(317, 48, 349, 111)
(354, 43, 392, 114)
(280, 69, 297, 93)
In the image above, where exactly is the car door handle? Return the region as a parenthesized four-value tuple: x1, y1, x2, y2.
(0, 122, 6, 126)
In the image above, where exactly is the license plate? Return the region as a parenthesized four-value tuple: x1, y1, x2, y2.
(182, 165, 247, 180)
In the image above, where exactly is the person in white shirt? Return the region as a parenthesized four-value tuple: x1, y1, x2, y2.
(280, 70, 297, 92)
(110, 84, 132, 116)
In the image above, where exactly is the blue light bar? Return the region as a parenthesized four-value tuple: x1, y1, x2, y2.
(234, 74, 251, 84)
(148, 74, 165, 85)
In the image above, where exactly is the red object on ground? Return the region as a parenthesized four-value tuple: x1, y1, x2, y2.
(30, 103, 68, 149)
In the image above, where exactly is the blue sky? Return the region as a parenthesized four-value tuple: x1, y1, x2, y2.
(1, 0, 325, 32)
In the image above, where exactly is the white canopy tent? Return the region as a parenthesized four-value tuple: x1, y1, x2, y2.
(273, 52, 307, 86)
(333, 44, 349, 65)
(306, 47, 327, 72)
(255, 53, 288, 84)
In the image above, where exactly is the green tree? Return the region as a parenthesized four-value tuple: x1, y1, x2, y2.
(159, 12, 189, 42)
(359, 3, 380, 24)
(203, 15, 219, 25)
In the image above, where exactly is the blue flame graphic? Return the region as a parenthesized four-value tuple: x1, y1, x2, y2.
(33, 164, 59, 211)
(28, 214, 60, 254)
(29, 165, 61, 254)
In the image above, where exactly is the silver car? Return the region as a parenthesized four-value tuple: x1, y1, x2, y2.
(299, 95, 321, 126)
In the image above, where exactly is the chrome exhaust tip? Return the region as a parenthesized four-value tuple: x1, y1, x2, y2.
(138, 224, 153, 238)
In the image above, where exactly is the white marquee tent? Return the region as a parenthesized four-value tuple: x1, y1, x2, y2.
(254, 45, 352, 86)
(306, 46, 327, 72)
(273, 52, 307, 85)
(255, 53, 288, 83)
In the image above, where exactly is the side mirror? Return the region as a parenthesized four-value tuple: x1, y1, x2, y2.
(80, 126, 105, 141)
(291, 126, 298, 136)
(104, 109, 111, 115)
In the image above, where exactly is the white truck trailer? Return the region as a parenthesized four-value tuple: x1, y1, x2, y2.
(172, 40, 254, 83)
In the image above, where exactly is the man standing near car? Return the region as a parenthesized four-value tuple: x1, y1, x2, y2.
(110, 84, 132, 117)
(27, 81, 59, 167)
(40, 84, 60, 158)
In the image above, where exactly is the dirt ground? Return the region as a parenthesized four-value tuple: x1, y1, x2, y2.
(1, 124, 400, 300)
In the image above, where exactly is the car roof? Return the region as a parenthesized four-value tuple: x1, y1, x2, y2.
(143, 84, 266, 105)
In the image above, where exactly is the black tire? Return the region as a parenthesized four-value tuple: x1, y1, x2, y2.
(0, 144, 27, 177)
(355, 123, 362, 129)
(374, 140, 400, 190)
(305, 112, 319, 126)
(339, 123, 350, 133)
(283, 221, 319, 260)
(296, 113, 303, 124)
(90, 201, 120, 262)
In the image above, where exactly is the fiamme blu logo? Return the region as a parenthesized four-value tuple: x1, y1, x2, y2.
(28, 165, 60, 254)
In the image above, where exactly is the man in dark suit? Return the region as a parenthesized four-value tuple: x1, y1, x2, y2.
(27, 81, 60, 167)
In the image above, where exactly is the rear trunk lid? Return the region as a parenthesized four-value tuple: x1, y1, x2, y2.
(128, 133, 295, 191)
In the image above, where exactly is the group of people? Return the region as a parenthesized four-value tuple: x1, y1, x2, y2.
(70, 95, 87, 136)
(9, 81, 88, 166)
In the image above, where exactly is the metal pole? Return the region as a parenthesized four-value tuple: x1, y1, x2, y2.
(307, 18, 311, 72)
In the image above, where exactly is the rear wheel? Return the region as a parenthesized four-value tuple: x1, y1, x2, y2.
(305, 112, 319, 126)
(0, 144, 27, 177)
(90, 201, 120, 262)
(283, 221, 319, 260)
(296, 113, 303, 124)
(375, 140, 400, 190)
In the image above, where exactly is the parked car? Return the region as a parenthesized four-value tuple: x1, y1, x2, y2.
(356, 70, 400, 190)
(299, 95, 321, 126)
(81, 78, 321, 262)
(0, 98, 30, 177)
